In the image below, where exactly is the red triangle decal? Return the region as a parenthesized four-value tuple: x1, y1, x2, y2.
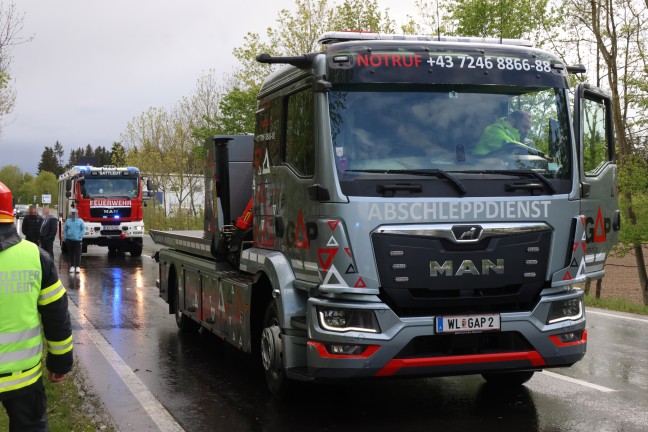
(294, 209, 309, 249)
(318, 248, 338, 271)
(593, 207, 606, 243)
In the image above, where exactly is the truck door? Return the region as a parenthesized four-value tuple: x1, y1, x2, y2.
(574, 84, 620, 277)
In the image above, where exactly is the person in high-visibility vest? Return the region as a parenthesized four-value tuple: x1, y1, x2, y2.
(0, 181, 73, 431)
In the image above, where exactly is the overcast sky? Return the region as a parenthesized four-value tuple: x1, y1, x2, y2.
(1, 0, 417, 175)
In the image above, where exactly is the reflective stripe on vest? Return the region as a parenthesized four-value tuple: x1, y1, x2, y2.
(0, 324, 40, 344)
(0, 362, 42, 392)
(0, 240, 44, 390)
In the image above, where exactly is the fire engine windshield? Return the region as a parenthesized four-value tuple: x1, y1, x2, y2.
(81, 178, 139, 198)
(328, 85, 572, 184)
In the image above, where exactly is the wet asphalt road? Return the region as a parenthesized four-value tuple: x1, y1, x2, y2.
(42, 232, 648, 432)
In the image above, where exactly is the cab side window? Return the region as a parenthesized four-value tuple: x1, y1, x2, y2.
(582, 98, 610, 175)
(285, 89, 315, 176)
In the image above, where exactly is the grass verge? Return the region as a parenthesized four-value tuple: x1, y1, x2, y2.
(0, 357, 115, 432)
(584, 293, 648, 316)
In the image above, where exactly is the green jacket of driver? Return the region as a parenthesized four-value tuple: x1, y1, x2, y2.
(474, 117, 522, 156)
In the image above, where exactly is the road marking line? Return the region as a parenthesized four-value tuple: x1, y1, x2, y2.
(542, 370, 617, 393)
(587, 309, 648, 324)
(68, 302, 184, 432)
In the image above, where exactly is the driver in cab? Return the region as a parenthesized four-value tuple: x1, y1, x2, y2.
(474, 110, 534, 156)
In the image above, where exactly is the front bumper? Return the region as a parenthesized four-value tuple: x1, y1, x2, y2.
(83, 221, 145, 245)
(289, 289, 586, 380)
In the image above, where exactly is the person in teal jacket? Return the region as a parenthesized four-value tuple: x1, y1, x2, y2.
(63, 208, 86, 274)
(474, 110, 532, 156)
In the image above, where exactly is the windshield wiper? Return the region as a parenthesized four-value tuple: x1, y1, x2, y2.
(472, 169, 556, 195)
(346, 169, 468, 196)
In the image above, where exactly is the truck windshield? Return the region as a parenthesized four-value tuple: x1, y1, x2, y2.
(81, 178, 139, 198)
(329, 85, 572, 183)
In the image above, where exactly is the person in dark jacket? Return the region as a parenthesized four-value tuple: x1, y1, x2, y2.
(21, 205, 43, 245)
(39, 206, 58, 258)
(0, 182, 73, 431)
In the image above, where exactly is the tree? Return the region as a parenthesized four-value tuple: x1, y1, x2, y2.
(93, 145, 111, 166)
(440, 0, 558, 41)
(0, 164, 22, 196)
(331, 0, 395, 33)
(219, 0, 397, 139)
(110, 142, 127, 166)
(67, 148, 83, 168)
(560, 0, 648, 305)
(37, 146, 62, 176)
(0, 2, 32, 132)
(122, 107, 174, 217)
(32, 170, 57, 206)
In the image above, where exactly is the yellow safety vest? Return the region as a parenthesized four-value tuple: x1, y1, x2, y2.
(0, 240, 62, 393)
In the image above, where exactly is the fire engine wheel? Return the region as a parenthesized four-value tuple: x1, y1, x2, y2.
(261, 302, 289, 397)
(481, 370, 535, 386)
(130, 244, 143, 257)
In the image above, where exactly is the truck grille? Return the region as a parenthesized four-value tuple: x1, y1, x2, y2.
(90, 208, 132, 218)
(372, 223, 551, 316)
(395, 332, 533, 358)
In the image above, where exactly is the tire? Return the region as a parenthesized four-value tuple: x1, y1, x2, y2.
(261, 302, 291, 398)
(174, 285, 199, 333)
(481, 370, 535, 386)
(130, 243, 143, 257)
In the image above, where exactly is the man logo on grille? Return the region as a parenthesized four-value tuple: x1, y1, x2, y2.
(451, 225, 483, 242)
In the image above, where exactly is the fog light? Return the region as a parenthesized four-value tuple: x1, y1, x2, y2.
(557, 331, 584, 343)
(547, 298, 583, 324)
(328, 344, 366, 355)
(550, 330, 587, 347)
(318, 307, 381, 333)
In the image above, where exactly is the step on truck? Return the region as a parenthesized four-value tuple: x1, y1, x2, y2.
(151, 32, 620, 396)
(58, 165, 151, 256)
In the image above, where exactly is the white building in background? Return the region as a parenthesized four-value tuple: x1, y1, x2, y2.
(146, 174, 205, 216)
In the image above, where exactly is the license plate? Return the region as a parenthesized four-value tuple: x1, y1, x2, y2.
(436, 314, 500, 333)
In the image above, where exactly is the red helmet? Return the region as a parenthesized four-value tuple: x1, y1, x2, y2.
(0, 181, 14, 223)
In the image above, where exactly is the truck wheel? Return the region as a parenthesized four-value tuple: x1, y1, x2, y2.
(130, 244, 143, 257)
(481, 370, 535, 386)
(261, 302, 290, 397)
(174, 288, 199, 332)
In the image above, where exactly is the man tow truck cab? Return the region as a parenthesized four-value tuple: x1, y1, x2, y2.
(152, 32, 619, 397)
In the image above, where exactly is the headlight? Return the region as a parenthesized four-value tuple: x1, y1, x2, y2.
(547, 298, 583, 324)
(318, 307, 381, 333)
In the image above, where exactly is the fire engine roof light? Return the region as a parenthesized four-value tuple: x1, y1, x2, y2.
(318, 31, 534, 47)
